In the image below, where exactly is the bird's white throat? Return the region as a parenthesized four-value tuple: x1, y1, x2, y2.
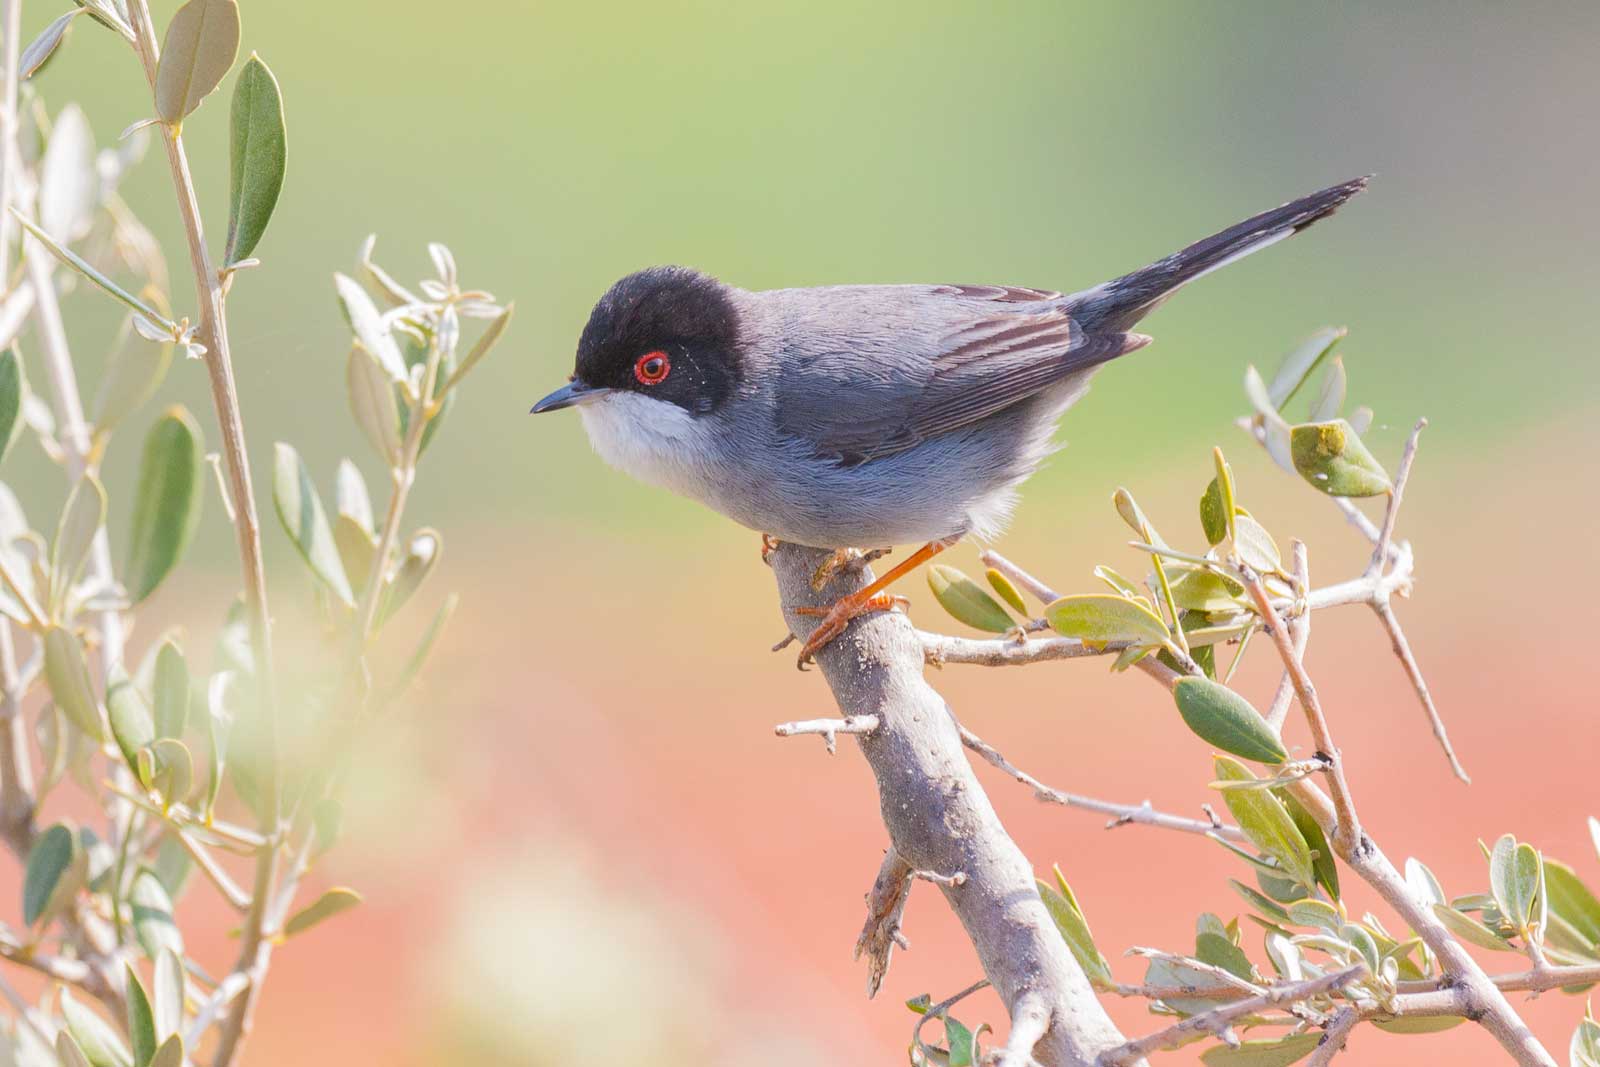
(576, 392, 718, 499)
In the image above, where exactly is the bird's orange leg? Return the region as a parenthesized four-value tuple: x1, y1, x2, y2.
(793, 538, 955, 669)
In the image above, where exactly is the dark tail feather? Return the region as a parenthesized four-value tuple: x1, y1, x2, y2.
(1067, 176, 1370, 334)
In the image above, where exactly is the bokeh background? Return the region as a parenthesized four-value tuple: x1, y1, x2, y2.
(4, 0, 1598, 1063)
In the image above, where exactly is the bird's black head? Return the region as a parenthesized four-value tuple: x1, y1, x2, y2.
(546, 266, 743, 417)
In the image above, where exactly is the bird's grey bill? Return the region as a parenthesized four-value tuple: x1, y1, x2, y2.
(530, 380, 612, 413)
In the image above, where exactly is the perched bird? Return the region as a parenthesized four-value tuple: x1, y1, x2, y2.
(532, 177, 1368, 666)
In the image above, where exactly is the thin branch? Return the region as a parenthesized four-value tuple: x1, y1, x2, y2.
(1369, 419, 1426, 576)
(981, 550, 1061, 604)
(0, 0, 19, 286)
(1306, 1007, 1359, 1067)
(174, 829, 251, 912)
(1395, 961, 1600, 999)
(1266, 542, 1312, 730)
(0, 620, 33, 849)
(1098, 965, 1366, 1066)
(0, 926, 94, 984)
(1374, 601, 1468, 781)
(773, 714, 879, 754)
(957, 717, 1243, 840)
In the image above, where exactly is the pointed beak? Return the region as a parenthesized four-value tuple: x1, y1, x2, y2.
(530, 380, 611, 414)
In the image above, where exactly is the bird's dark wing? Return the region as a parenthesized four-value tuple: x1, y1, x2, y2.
(771, 286, 1144, 465)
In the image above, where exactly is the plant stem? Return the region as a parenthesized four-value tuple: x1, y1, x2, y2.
(0, 0, 17, 288)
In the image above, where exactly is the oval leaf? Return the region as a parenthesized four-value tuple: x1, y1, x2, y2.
(333, 274, 407, 383)
(50, 473, 107, 613)
(1431, 903, 1516, 952)
(149, 1036, 183, 1067)
(152, 641, 190, 740)
(283, 886, 362, 938)
(125, 964, 156, 1067)
(1036, 865, 1111, 987)
(1290, 420, 1391, 497)
(984, 568, 1028, 615)
(127, 407, 204, 602)
(22, 822, 77, 925)
(153, 948, 184, 1042)
(44, 626, 106, 739)
(1231, 514, 1281, 575)
(224, 54, 286, 264)
(1199, 476, 1227, 546)
(107, 670, 155, 776)
(0, 348, 21, 466)
(377, 529, 441, 626)
(154, 0, 241, 123)
(130, 869, 183, 960)
(1282, 791, 1340, 900)
(1213, 756, 1316, 889)
(21, 9, 83, 80)
(927, 564, 1012, 633)
(1173, 677, 1287, 763)
(1544, 859, 1600, 947)
(1044, 594, 1170, 647)
(61, 988, 132, 1067)
(335, 458, 374, 533)
(346, 342, 401, 464)
(1268, 327, 1345, 410)
(272, 443, 354, 606)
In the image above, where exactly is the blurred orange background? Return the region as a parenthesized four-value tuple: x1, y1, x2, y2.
(5, 0, 1599, 1063)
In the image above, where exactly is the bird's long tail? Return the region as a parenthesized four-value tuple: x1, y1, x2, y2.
(1066, 176, 1370, 334)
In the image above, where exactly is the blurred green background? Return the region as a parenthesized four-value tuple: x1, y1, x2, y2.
(8, 1, 1599, 1064)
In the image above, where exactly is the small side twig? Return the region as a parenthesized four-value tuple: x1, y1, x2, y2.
(773, 714, 879, 754)
(912, 978, 991, 1065)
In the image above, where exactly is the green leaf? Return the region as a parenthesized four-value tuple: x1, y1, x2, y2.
(333, 273, 407, 383)
(151, 641, 189, 740)
(1290, 420, 1391, 498)
(126, 407, 203, 603)
(336, 458, 374, 533)
(333, 514, 375, 593)
(44, 626, 106, 740)
(1229, 879, 1291, 924)
(346, 342, 401, 464)
(1309, 356, 1346, 422)
(1487, 836, 1542, 934)
(1431, 903, 1516, 952)
(148, 739, 194, 807)
(1406, 857, 1446, 908)
(1268, 328, 1345, 410)
(1544, 859, 1600, 947)
(1173, 677, 1287, 763)
(1286, 898, 1341, 931)
(1199, 476, 1228, 546)
(129, 869, 183, 959)
(0, 348, 21, 465)
(21, 9, 84, 80)
(1167, 565, 1246, 613)
(153, 0, 240, 123)
(153, 949, 183, 1042)
(57, 1032, 95, 1067)
(1281, 791, 1340, 900)
(22, 822, 78, 925)
(224, 54, 286, 264)
(1036, 866, 1111, 987)
(443, 300, 514, 392)
(1213, 756, 1316, 889)
(377, 528, 441, 626)
(107, 670, 155, 776)
(1231, 514, 1281, 574)
(39, 103, 95, 243)
(148, 1036, 183, 1067)
(11, 212, 174, 327)
(50, 473, 107, 613)
(1195, 931, 1254, 981)
(1199, 1034, 1321, 1067)
(1373, 1015, 1465, 1035)
(927, 564, 1013, 633)
(61, 988, 132, 1067)
(1044, 594, 1170, 647)
(283, 886, 362, 938)
(984, 568, 1028, 615)
(272, 443, 354, 606)
(93, 327, 174, 438)
(1574, 1014, 1600, 1067)
(1212, 448, 1238, 543)
(125, 964, 156, 1067)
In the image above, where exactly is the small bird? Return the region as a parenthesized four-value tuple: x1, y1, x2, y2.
(532, 177, 1368, 666)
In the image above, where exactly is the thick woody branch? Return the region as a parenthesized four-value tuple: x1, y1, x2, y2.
(771, 543, 1140, 1067)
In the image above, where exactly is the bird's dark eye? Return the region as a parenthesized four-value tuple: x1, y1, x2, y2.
(634, 351, 671, 386)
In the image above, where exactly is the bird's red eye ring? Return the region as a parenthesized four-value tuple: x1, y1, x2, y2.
(634, 351, 671, 385)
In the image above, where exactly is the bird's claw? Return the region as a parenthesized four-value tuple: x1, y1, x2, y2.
(793, 592, 909, 669)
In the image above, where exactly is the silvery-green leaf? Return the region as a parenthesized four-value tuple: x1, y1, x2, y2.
(49, 473, 106, 613)
(1373, 1015, 1465, 1035)
(927, 563, 1013, 633)
(153, 0, 240, 123)
(0, 348, 21, 466)
(1406, 857, 1446, 908)
(271, 442, 354, 606)
(1173, 677, 1287, 763)
(346, 342, 401, 465)
(44, 627, 105, 739)
(57, 1032, 95, 1067)
(1543, 859, 1600, 948)
(1045, 594, 1170, 647)
(1167, 564, 1245, 613)
(1268, 327, 1345, 410)
(1488, 836, 1542, 934)
(984, 567, 1028, 615)
(1348, 405, 1374, 435)
(153, 948, 183, 1042)
(107, 669, 155, 776)
(283, 886, 362, 938)
(1290, 420, 1391, 498)
(1431, 904, 1515, 951)
(124, 964, 156, 1067)
(129, 868, 182, 959)
(1199, 477, 1228, 546)
(356, 235, 419, 308)
(1213, 756, 1316, 889)
(1281, 791, 1339, 900)
(20, 10, 84, 80)
(1211, 449, 1238, 543)
(224, 54, 285, 264)
(333, 514, 375, 594)
(148, 1036, 182, 1067)
(427, 242, 456, 288)
(1036, 866, 1111, 987)
(93, 325, 174, 437)
(1200, 1035, 1321, 1067)
(1230, 879, 1291, 924)
(377, 528, 440, 626)
(443, 301, 513, 392)
(1111, 486, 1160, 542)
(334, 273, 407, 383)
(126, 407, 204, 603)
(1573, 1014, 1600, 1067)
(1231, 514, 1281, 575)
(335, 458, 374, 533)
(1309, 355, 1346, 422)
(13, 211, 173, 327)
(151, 641, 188, 740)
(61, 988, 132, 1067)
(22, 821, 79, 925)
(152, 834, 192, 902)
(75, 0, 135, 39)
(39, 104, 96, 244)
(1285, 898, 1340, 931)
(1092, 564, 1141, 599)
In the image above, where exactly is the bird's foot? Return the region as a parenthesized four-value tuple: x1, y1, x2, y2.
(793, 592, 910, 669)
(809, 546, 893, 591)
(761, 533, 782, 564)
